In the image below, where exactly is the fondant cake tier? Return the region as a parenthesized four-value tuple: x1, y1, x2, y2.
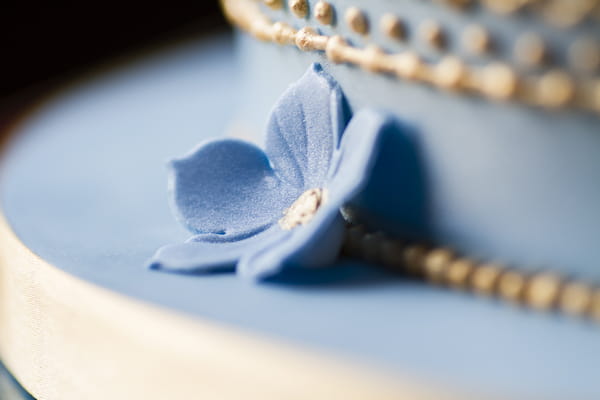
(1, 35, 599, 399)
(1, 1, 600, 398)
(225, 0, 600, 283)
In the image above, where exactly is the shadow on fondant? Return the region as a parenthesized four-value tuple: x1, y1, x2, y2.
(350, 118, 431, 240)
(266, 120, 430, 288)
(264, 260, 409, 288)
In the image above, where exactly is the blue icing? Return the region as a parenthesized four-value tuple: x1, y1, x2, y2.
(168, 138, 298, 237)
(265, 64, 350, 189)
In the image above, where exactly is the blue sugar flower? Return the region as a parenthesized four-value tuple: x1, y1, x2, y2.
(149, 63, 393, 280)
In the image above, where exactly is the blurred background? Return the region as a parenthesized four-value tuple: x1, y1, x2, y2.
(0, 2, 227, 395)
(0, 1, 228, 131)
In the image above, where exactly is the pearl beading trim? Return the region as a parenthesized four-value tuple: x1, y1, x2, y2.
(343, 225, 600, 323)
(269, 0, 600, 28)
(221, 0, 600, 115)
(440, 0, 600, 28)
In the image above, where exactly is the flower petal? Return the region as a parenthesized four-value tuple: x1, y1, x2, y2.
(169, 139, 301, 235)
(237, 202, 346, 280)
(328, 109, 392, 203)
(265, 63, 350, 189)
(235, 110, 393, 281)
(149, 226, 285, 273)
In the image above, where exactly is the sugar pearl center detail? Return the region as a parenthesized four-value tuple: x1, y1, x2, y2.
(279, 188, 328, 230)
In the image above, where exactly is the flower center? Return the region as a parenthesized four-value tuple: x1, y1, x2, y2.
(279, 188, 328, 230)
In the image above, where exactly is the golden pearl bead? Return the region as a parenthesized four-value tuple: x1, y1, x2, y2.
(446, 258, 475, 289)
(462, 24, 490, 55)
(289, 0, 308, 18)
(272, 22, 295, 45)
(380, 14, 406, 41)
(325, 35, 348, 64)
(264, 0, 283, 10)
(345, 7, 369, 35)
(314, 1, 334, 25)
(435, 56, 466, 90)
(498, 270, 526, 303)
(482, 0, 524, 14)
(295, 27, 317, 51)
(361, 45, 388, 73)
(537, 70, 574, 108)
(394, 52, 422, 79)
(559, 282, 593, 316)
(471, 263, 502, 296)
(525, 273, 562, 310)
(515, 32, 546, 68)
(540, 0, 594, 27)
(423, 248, 455, 284)
(481, 63, 518, 100)
(419, 20, 445, 49)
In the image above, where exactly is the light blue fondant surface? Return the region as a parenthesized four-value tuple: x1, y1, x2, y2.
(2, 35, 600, 399)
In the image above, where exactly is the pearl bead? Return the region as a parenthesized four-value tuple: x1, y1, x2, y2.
(314, 1, 334, 25)
(498, 270, 526, 303)
(423, 248, 455, 284)
(380, 14, 405, 41)
(289, 0, 308, 18)
(559, 282, 592, 316)
(525, 273, 562, 310)
(345, 7, 369, 35)
(471, 263, 502, 296)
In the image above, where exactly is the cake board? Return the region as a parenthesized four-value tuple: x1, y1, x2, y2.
(0, 34, 598, 400)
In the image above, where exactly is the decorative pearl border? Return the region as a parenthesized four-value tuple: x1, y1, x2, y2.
(365, 0, 600, 29)
(222, 0, 600, 114)
(268, 1, 600, 74)
(443, 0, 600, 28)
(343, 225, 600, 322)
(267, 0, 600, 28)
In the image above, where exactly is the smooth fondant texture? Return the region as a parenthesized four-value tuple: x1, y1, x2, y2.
(2, 36, 600, 399)
(151, 64, 391, 279)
